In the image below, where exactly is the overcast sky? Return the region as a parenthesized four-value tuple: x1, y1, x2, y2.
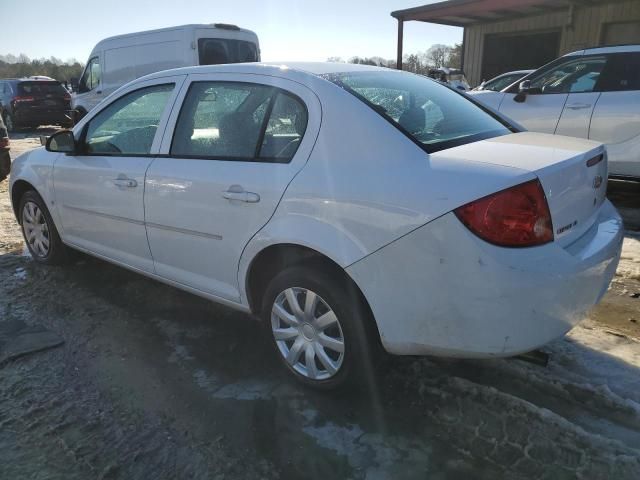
(3, 0, 462, 63)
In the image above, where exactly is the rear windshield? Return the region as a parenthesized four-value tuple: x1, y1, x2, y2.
(18, 81, 67, 96)
(198, 38, 258, 65)
(323, 71, 512, 153)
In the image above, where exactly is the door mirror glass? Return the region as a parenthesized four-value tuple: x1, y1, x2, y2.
(46, 130, 76, 153)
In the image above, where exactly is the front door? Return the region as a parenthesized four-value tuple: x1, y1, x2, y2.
(144, 74, 320, 301)
(500, 54, 607, 135)
(54, 79, 182, 271)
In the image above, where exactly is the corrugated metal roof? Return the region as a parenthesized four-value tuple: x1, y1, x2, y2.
(391, 0, 595, 26)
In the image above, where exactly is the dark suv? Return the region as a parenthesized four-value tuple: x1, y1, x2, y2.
(0, 78, 72, 132)
(0, 113, 9, 182)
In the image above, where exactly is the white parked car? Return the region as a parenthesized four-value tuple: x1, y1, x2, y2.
(10, 63, 622, 389)
(472, 70, 534, 92)
(469, 45, 640, 179)
(72, 23, 260, 118)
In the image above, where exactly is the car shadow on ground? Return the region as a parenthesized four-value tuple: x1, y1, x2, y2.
(608, 180, 640, 231)
(2, 247, 639, 479)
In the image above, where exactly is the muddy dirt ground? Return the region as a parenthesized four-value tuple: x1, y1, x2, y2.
(1, 130, 640, 479)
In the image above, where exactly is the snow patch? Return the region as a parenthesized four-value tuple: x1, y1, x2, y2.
(13, 267, 27, 280)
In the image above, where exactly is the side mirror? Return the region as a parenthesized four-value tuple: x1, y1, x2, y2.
(46, 130, 76, 154)
(514, 80, 531, 103)
(70, 77, 79, 91)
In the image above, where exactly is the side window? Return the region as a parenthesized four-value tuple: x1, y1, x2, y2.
(84, 84, 174, 155)
(259, 93, 308, 160)
(79, 57, 100, 93)
(171, 82, 307, 162)
(529, 56, 607, 94)
(90, 58, 101, 90)
(597, 53, 640, 92)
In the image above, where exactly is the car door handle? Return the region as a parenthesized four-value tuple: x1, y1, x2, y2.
(222, 190, 260, 203)
(565, 103, 591, 110)
(112, 178, 137, 188)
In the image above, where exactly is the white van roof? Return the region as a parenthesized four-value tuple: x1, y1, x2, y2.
(93, 24, 258, 50)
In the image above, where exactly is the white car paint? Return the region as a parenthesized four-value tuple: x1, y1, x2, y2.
(469, 45, 640, 178)
(72, 24, 260, 114)
(10, 62, 623, 359)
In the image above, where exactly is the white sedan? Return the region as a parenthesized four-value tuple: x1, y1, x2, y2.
(10, 62, 622, 389)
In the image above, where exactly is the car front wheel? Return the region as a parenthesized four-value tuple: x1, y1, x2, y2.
(262, 264, 380, 390)
(19, 190, 67, 264)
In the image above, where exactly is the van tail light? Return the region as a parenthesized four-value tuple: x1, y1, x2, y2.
(454, 179, 553, 248)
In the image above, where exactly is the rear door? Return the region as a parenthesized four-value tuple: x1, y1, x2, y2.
(500, 54, 606, 135)
(145, 73, 320, 301)
(53, 76, 184, 271)
(589, 52, 640, 176)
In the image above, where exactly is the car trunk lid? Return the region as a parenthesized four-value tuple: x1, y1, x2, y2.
(434, 132, 608, 247)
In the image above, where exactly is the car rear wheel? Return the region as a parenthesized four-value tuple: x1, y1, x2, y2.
(19, 190, 67, 264)
(262, 264, 380, 390)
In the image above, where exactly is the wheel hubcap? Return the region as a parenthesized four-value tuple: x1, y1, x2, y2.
(22, 201, 50, 258)
(271, 287, 345, 381)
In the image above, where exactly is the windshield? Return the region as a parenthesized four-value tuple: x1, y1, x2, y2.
(198, 38, 259, 65)
(323, 71, 512, 153)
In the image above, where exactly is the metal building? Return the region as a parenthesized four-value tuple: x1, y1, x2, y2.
(392, 0, 640, 87)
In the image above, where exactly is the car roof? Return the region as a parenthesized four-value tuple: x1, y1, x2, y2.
(0, 78, 59, 83)
(565, 44, 640, 56)
(140, 61, 394, 82)
(502, 70, 534, 75)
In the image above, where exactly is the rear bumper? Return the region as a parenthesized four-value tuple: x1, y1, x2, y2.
(347, 200, 623, 357)
(13, 109, 72, 126)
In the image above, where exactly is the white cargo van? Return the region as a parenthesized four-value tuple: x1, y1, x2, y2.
(72, 23, 260, 117)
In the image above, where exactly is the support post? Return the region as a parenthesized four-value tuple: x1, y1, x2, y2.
(396, 19, 404, 70)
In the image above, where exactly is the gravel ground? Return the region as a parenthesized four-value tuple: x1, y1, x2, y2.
(1, 130, 640, 479)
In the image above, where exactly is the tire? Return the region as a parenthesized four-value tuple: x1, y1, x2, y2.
(261, 264, 381, 390)
(18, 190, 68, 265)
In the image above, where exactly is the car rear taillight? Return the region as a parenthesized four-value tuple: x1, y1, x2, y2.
(454, 179, 553, 248)
(0, 137, 9, 148)
(13, 95, 35, 104)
